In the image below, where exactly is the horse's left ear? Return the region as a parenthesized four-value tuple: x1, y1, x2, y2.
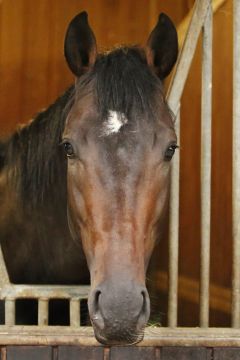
(146, 13, 178, 80)
(64, 11, 97, 77)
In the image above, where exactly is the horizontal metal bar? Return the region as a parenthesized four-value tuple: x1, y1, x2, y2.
(0, 285, 90, 300)
(0, 327, 240, 347)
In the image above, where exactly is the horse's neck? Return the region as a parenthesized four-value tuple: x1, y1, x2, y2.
(0, 165, 88, 285)
(0, 87, 89, 285)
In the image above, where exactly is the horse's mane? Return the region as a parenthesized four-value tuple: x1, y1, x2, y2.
(1, 86, 74, 208)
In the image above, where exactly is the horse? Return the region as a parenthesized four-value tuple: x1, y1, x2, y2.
(0, 11, 178, 345)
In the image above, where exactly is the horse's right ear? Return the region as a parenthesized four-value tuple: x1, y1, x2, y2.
(64, 11, 97, 77)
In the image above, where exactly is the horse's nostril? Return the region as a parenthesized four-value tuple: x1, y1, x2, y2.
(94, 290, 101, 308)
(138, 288, 150, 328)
(141, 290, 146, 311)
(90, 289, 105, 330)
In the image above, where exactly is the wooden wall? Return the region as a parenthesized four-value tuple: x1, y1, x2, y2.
(0, 0, 233, 327)
(0, 0, 193, 135)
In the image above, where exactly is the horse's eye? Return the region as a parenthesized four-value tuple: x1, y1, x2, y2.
(62, 141, 75, 158)
(164, 144, 178, 161)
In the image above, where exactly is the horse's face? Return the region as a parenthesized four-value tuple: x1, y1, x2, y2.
(63, 12, 178, 345)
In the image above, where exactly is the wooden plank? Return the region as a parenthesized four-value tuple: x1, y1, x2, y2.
(161, 347, 208, 360)
(58, 346, 103, 360)
(110, 346, 155, 360)
(7, 346, 52, 360)
(213, 348, 240, 359)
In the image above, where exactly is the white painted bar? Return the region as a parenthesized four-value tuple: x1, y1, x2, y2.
(70, 299, 80, 327)
(0, 247, 10, 287)
(168, 109, 180, 327)
(5, 299, 15, 326)
(38, 298, 48, 326)
(200, 3, 212, 328)
(167, 0, 212, 114)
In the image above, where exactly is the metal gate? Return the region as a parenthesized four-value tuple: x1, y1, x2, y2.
(0, 0, 240, 358)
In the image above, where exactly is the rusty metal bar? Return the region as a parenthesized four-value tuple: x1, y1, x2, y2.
(38, 298, 48, 326)
(168, 109, 180, 327)
(232, 0, 240, 329)
(200, 4, 212, 328)
(0, 285, 89, 300)
(70, 299, 80, 327)
(167, 0, 211, 114)
(5, 299, 15, 326)
(0, 247, 10, 287)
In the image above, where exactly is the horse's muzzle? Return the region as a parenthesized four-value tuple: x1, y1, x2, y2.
(88, 279, 150, 345)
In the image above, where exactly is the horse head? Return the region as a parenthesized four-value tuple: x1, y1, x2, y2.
(63, 11, 178, 345)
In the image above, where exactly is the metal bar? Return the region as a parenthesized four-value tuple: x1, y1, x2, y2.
(232, 0, 240, 328)
(38, 298, 48, 326)
(200, 4, 213, 328)
(70, 299, 80, 327)
(0, 347, 6, 360)
(1, 326, 240, 347)
(157, 270, 231, 315)
(177, 0, 226, 51)
(0, 247, 10, 287)
(0, 285, 90, 300)
(167, 0, 212, 114)
(168, 109, 180, 327)
(5, 299, 15, 326)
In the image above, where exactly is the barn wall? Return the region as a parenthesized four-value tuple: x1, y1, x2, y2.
(0, 0, 233, 326)
(0, 0, 192, 135)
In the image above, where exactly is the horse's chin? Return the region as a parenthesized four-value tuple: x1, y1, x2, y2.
(93, 326, 144, 346)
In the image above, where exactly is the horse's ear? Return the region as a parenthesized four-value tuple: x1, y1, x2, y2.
(146, 13, 178, 80)
(64, 11, 97, 77)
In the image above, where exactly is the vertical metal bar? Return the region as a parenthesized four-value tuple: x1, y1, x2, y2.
(0, 246, 10, 287)
(5, 299, 15, 326)
(38, 298, 48, 326)
(167, 0, 212, 114)
(1, 347, 7, 360)
(70, 298, 80, 327)
(168, 108, 180, 327)
(103, 348, 110, 360)
(232, 0, 240, 328)
(200, 4, 212, 328)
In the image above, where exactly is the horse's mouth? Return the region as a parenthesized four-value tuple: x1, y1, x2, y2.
(93, 327, 145, 346)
